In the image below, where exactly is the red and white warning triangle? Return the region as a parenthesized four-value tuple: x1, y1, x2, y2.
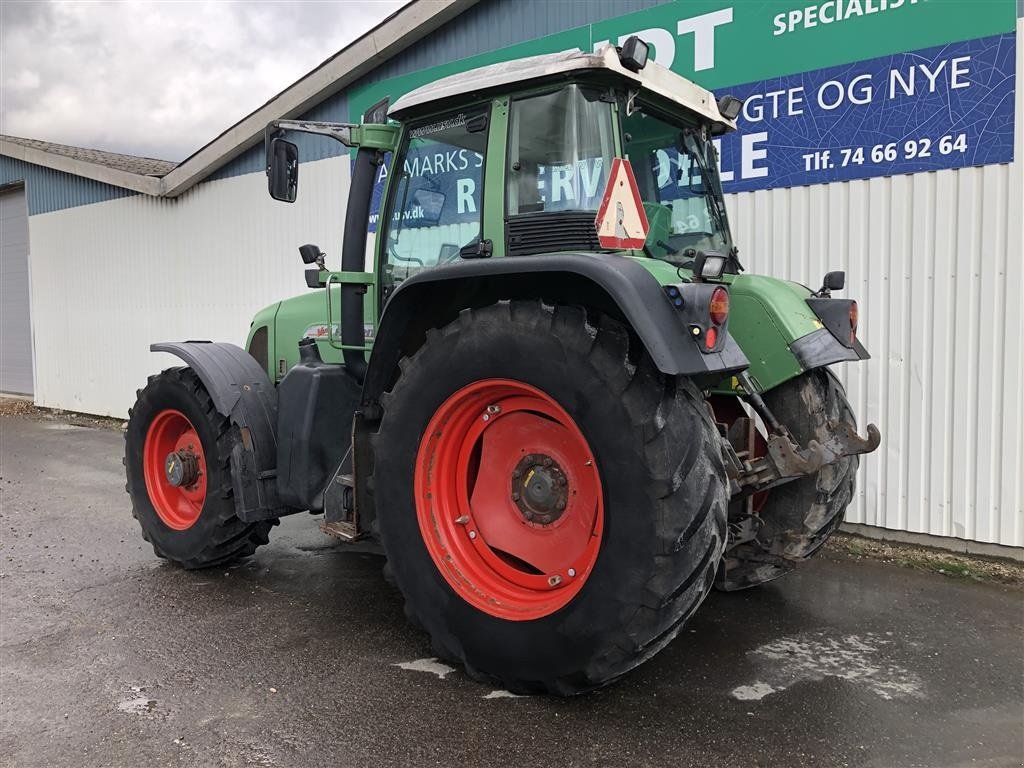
(594, 158, 650, 250)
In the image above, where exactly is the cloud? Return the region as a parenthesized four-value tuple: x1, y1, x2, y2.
(0, 0, 406, 161)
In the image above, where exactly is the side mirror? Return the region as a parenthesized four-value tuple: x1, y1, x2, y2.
(823, 271, 846, 291)
(267, 138, 298, 202)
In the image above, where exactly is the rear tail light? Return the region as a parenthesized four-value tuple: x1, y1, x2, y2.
(709, 287, 729, 326)
(849, 300, 859, 343)
(704, 326, 718, 350)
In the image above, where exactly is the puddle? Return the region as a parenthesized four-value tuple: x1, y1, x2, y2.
(117, 696, 158, 715)
(393, 658, 455, 679)
(730, 631, 924, 702)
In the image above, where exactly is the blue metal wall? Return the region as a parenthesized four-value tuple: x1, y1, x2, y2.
(0, 156, 137, 215)
(210, 0, 671, 181)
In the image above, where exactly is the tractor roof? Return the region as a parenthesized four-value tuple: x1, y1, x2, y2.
(388, 44, 737, 131)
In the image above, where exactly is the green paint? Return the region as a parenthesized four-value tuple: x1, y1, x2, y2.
(482, 98, 510, 258)
(246, 302, 280, 379)
(351, 123, 400, 151)
(633, 258, 832, 392)
(349, 0, 1014, 123)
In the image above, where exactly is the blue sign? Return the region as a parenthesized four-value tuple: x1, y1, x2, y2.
(716, 32, 1016, 192)
(364, 31, 1015, 231)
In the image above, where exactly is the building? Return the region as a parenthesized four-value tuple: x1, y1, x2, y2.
(1, 0, 1020, 554)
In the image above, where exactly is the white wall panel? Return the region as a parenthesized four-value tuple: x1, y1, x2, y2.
(723, 20, 1023, 547)
(27, 155, 350, 419)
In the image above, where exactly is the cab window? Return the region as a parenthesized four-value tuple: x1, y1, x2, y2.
(506, 85, 614, 215)
(381, 108, 488, 286)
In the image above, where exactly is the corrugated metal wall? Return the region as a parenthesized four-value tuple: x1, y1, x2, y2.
(25, 155, 349, 417)
(724, 18, 1024, 547)
(0, 156, 137, 215)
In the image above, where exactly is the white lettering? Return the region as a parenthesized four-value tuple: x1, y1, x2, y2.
(676, 7, 733, 72)
(741, 132, 769, 179)
(950, 56, 971, 89)
(457, 178, 476, 214)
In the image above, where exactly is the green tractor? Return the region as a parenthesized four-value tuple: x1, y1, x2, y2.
(125, 39, 879, 694)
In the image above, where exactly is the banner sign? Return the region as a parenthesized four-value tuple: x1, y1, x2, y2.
(350, 0, 1016, 224)
(716, 31, 1016, 192)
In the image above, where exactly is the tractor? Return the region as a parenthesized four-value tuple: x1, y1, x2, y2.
(124, 39, 880, 695)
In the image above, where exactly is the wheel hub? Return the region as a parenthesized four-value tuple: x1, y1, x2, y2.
(414, 379, 604, 621)
(164, 449, 200, 488)
(512, 454, 568, 524)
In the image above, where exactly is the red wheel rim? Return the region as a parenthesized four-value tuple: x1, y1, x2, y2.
(414, 379, 604, 621)
(143, 409, 207, 530)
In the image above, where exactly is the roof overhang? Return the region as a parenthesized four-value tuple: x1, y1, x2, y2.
(0, 137, 163, 196)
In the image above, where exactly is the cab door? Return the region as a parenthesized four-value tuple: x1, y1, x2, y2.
(377, 105, 490, 305)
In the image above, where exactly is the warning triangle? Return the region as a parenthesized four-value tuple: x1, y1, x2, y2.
(594, 158, 650, 250)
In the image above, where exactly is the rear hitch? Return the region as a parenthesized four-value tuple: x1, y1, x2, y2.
(722, 371, 880, 497)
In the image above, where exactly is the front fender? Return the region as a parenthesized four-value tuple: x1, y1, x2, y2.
(150, 341, 285, 521)
(361, 253, 749, 407)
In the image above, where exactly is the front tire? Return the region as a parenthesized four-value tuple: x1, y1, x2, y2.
(124, 368, 275, 568)
(372, 301, 728, 694)
(716, 368, 858, 591)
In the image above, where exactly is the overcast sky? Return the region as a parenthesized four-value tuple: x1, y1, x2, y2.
(1, 0, 406, 161)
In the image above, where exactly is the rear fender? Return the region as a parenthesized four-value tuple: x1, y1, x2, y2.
(151, 341, 287, 522)
(716, 274, 869, 394)
(360, 253, 750, 409)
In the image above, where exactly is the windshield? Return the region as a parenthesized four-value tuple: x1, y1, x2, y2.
(621, 103, 733, 265)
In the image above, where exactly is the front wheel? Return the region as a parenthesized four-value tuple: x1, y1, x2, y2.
(716, 368, 859, 591)
(124, 367, 275, 568)
(372, 301, 729, 694)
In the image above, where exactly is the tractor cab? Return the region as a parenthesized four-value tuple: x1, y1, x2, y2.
(378, 42, 741, 280)
(266, 40, 743, 304)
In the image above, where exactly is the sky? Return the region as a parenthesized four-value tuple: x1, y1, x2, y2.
(0, 0, 406, 162)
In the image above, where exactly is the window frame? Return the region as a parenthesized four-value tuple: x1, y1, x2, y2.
(376, 102, 491, 301)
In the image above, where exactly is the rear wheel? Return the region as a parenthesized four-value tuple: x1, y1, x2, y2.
(372, 301, 728, 694)
(124, 368, 275, 568)
(716, 368, 858, 590)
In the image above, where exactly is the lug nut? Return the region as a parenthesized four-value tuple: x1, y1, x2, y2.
(556, 499, 566, 510)
(511, 492, 520, 501)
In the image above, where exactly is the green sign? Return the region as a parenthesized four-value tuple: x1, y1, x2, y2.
(350, 0, 1015, 122)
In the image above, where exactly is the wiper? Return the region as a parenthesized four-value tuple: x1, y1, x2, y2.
(683, 133, 730, 245)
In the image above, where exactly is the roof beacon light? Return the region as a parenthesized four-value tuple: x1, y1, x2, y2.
(618, 36, 649, 72)
(717, 95, 743, 121)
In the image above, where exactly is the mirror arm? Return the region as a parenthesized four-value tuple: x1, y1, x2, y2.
(267, 119, 357, 147)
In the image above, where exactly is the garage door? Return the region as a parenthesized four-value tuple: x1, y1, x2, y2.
(1, 186, 33, 395)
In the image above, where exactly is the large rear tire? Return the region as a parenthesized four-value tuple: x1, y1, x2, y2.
(372, 301, 728, 694)
(124, 367, 275, 569)
(716, 368, 858, 591)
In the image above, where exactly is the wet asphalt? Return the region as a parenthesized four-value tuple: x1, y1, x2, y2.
(1, 415, 1022, 768)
